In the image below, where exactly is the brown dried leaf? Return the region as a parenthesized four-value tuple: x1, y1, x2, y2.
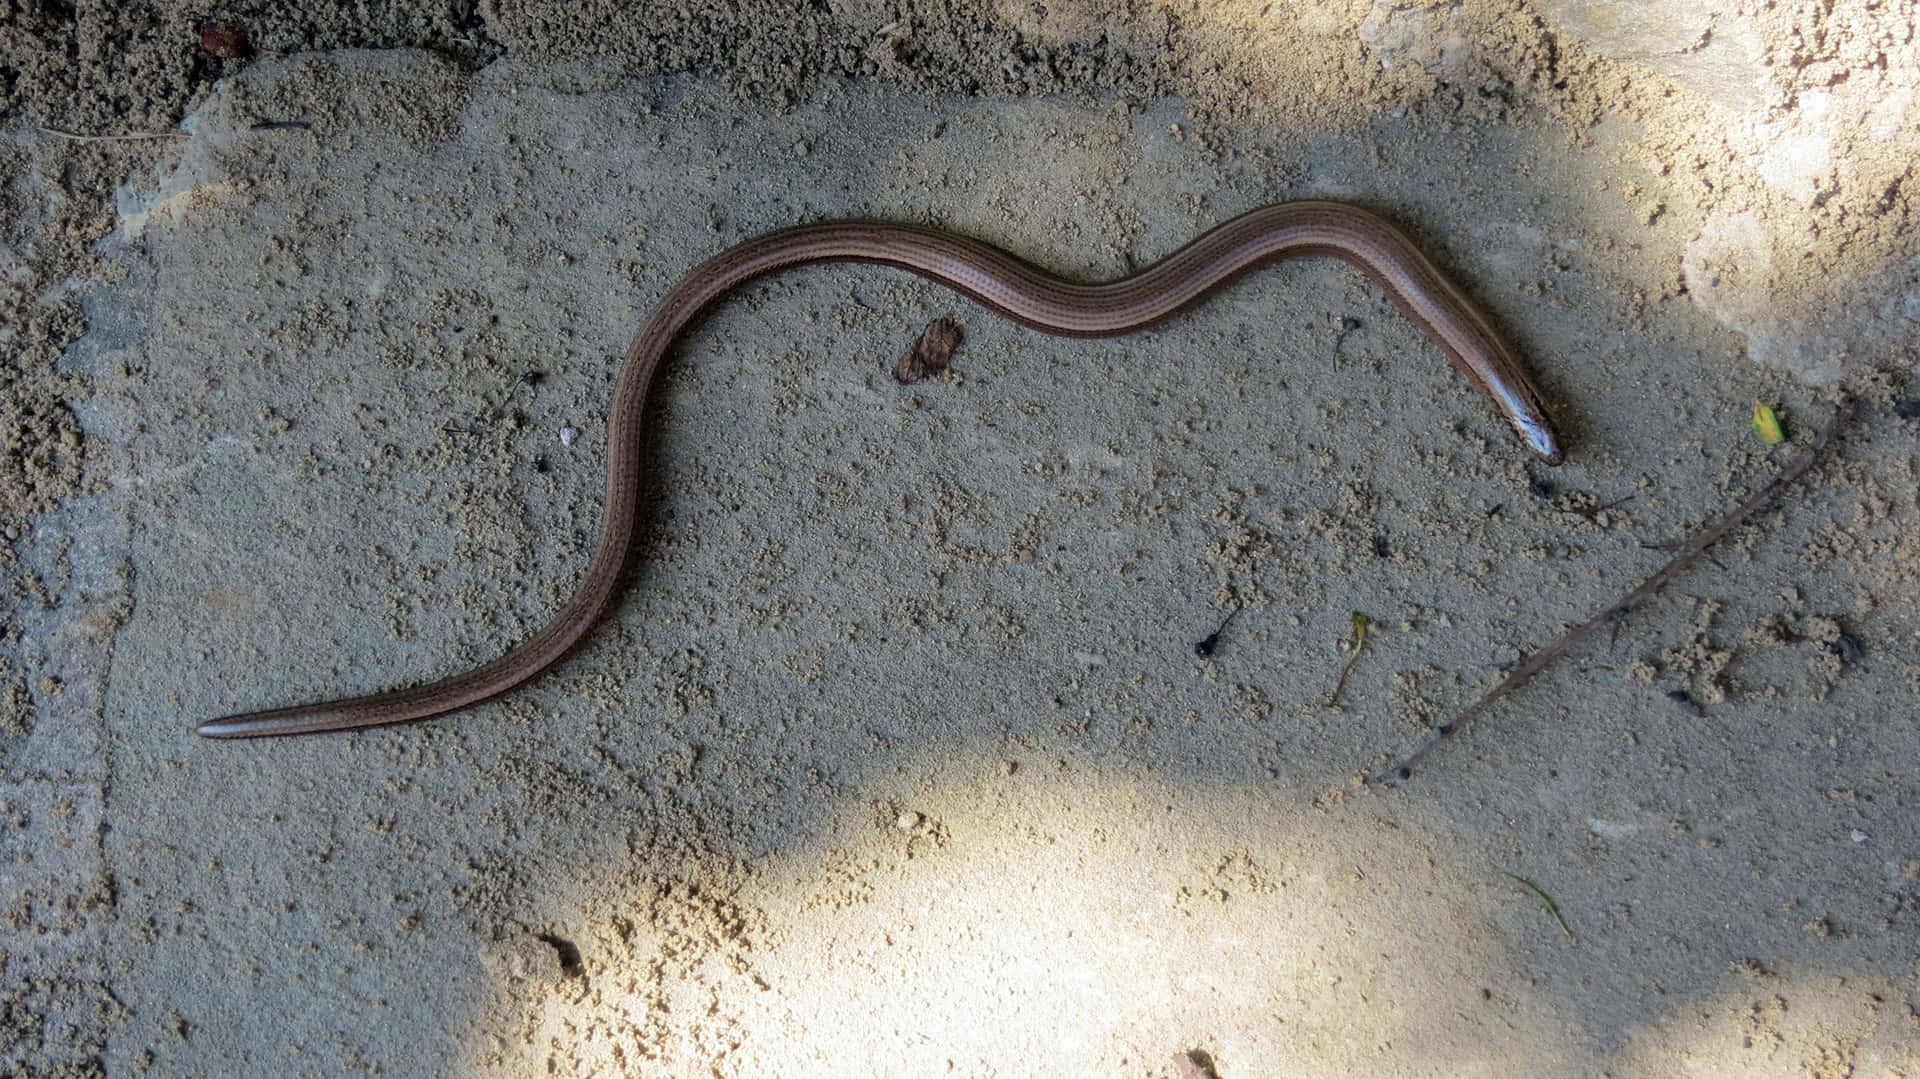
(894, 313, 962, 384)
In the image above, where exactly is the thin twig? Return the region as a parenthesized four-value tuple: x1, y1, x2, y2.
(1369, 398, 1861, 787)
(37, 126, 187, 143)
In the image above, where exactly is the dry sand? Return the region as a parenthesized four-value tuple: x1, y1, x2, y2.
(4, 3, 1918, 1076)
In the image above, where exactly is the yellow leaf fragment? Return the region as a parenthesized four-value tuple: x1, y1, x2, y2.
(1328, 611, 1371, 708)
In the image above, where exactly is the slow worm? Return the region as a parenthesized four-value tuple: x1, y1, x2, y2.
(197, 200, 1564, 739)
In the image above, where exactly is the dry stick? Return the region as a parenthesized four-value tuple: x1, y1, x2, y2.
(1369, 398, 1861, 787)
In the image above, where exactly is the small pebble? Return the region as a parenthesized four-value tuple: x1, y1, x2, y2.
(559, 426, 579, 447)
(894, 811, 921, 831)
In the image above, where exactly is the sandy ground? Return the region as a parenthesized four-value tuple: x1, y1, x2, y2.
(5, 3, 1920, 1077)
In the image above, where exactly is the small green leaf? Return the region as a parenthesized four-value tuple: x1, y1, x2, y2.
(1751, 402, 1785, 445)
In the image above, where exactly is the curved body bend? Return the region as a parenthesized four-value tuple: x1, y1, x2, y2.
(197, 201, 1563, 739)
